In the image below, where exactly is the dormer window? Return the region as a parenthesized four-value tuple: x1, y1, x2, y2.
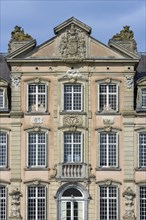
(141, 89, 146, 108)
(136, 77, 146, 112)
(0, 89, 4, 108)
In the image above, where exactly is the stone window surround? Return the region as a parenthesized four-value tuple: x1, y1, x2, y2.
(96, 127, 121, 170)
(96, 78, 121, 114)
(55, 183, 89, 220)
(59, 77, 88, 115)
(24, 126, 50, 170)
(0, 184, 8, 220)
(0, 128, 10, 170)
(135, 183, 146, 220)
(0, 80, 9, 112)
(97, 180, 120, 220)
(24, 78, 50, 114)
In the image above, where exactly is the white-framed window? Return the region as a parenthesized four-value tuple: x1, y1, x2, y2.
(0, 89, 4, 108)
(64, 132, 82, 163)
(139, 186, 146, 220)
(27, 185, 46, 220)
(99, 132, 118, 167)
(98, 84, 118, 112)
(0, 132, 7, 168)
(27, 132, 47, 167)
(138, 133, 146, 167)
(27, 84, 47, 112)
(64, 84, 83, 111)
(141, 89, 146, 108)
(0, 185, 7, 220)
(100, 185, 118, 220)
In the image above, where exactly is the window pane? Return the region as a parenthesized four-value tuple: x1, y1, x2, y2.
(0, 89, 4, 108)
(100, 186, 118, 220)
(140, 186, 146, 220)
(0, 132, 7, 167)
(100, 133, 117, 167)
(64, 84, 82, 111)
(0, 186, 6, 220)
(28, 186, 46, 220)
(28, 84, 46, 112)
(64, 133, 82, 163)
(139, 133, 146, 167)
(28, 132, 46, 167)
(142, 89, 146, 108)
(99, 84, 117, 111)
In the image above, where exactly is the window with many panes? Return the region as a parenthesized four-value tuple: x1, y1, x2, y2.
(64, 132, 82, 163)
(0, 132, 7, 168)
(0, 89, 4, 108)
(99, 132, 118, 167)
(138, 133, 146, 167)
(61, 188, 84, 220)
(139, 186, 146, 220)
(0, 186, 7, 220)
(64, 84, 82, 111)
(28, 84, 47, 112)
(27, 132, 46, 167)
(141, 89, 146, 108)
(27, 185, 46, 220)
(100, 185, 118, 220)
(98, 84, 118, 112)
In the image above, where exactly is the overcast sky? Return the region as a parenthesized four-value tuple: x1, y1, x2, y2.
(1, 0, 146, 53)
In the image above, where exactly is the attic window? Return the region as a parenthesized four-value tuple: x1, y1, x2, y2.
(35, 67, 39, 70)
(128, 67, 131, 70)
(107, 67, 109, 70)
(136, 78, 146, 112)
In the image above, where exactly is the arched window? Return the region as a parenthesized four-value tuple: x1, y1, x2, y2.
(56, 184, 89, 220)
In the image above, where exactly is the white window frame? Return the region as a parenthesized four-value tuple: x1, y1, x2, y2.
(27, 131, 47, 168)
(141, 88, 146, 108)
(27, 83, 47, 112)
(99, 132, 118, 168)
(0, 88, 5, 109)
(63, 84, 83, 112)
(139, 185, 146, 220)
(100, 185, 119, 220)
(63, 132, 83, 163)
(138, 132, 146, 168)
(0, 132, 8, 168)
(0, 185, 7, 220)
(98, 83, 119, 112)
(27, 185, 47, 220)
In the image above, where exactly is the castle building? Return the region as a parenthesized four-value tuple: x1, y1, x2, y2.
(0, 17, 146, 220)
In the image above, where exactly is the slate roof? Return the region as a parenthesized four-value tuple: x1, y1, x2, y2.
(0, 55, 11, 83)
(135, 55, 146, 84)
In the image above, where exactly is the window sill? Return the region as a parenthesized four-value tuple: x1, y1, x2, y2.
(24, 167, 49, 171)
(25, 112, 50, 115)
(135, 167, 146, 171)
(96, 167, 121, 171)
(96, 112, 121, 115)
(60, 111, 86, 115)
(0, 167, 10, 171)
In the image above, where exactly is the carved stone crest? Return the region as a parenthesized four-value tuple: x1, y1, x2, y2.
(63, 115, 83, 131)
(60, 24, 86, 59)
(11, 75, 21, 88)
(125, 75, 134, 89)
(9, 188, 22, 219)
(123, 187, 136, 220)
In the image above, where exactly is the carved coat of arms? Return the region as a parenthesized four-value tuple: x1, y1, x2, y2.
(60, 24, 86, 58)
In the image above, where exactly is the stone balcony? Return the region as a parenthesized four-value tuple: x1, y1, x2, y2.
(57, 163, 87, 179)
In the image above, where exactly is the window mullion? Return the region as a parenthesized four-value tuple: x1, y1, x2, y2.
(107, 134, 109, 166)
(36, 187, 38, 220)
(36, 85, 38, 111)
(107, 187, 109, 220)
(36, 134, 38, 166)
(107, 85, 109, 108)
(71, 133, 73, 162)
(72, 86, 74, 111)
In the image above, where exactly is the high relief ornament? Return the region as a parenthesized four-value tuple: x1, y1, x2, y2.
(63, 115, 83, 131)
(63, 69, 83, 81)
(125, 75, 134, 89)
(9, 188, 22, 219)
(11, 75, 21, 88)
(59, 24, 86, 59)
(123, 187, 136, 220)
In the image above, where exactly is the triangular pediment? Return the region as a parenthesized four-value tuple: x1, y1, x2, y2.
(6, 17, 140, 61)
